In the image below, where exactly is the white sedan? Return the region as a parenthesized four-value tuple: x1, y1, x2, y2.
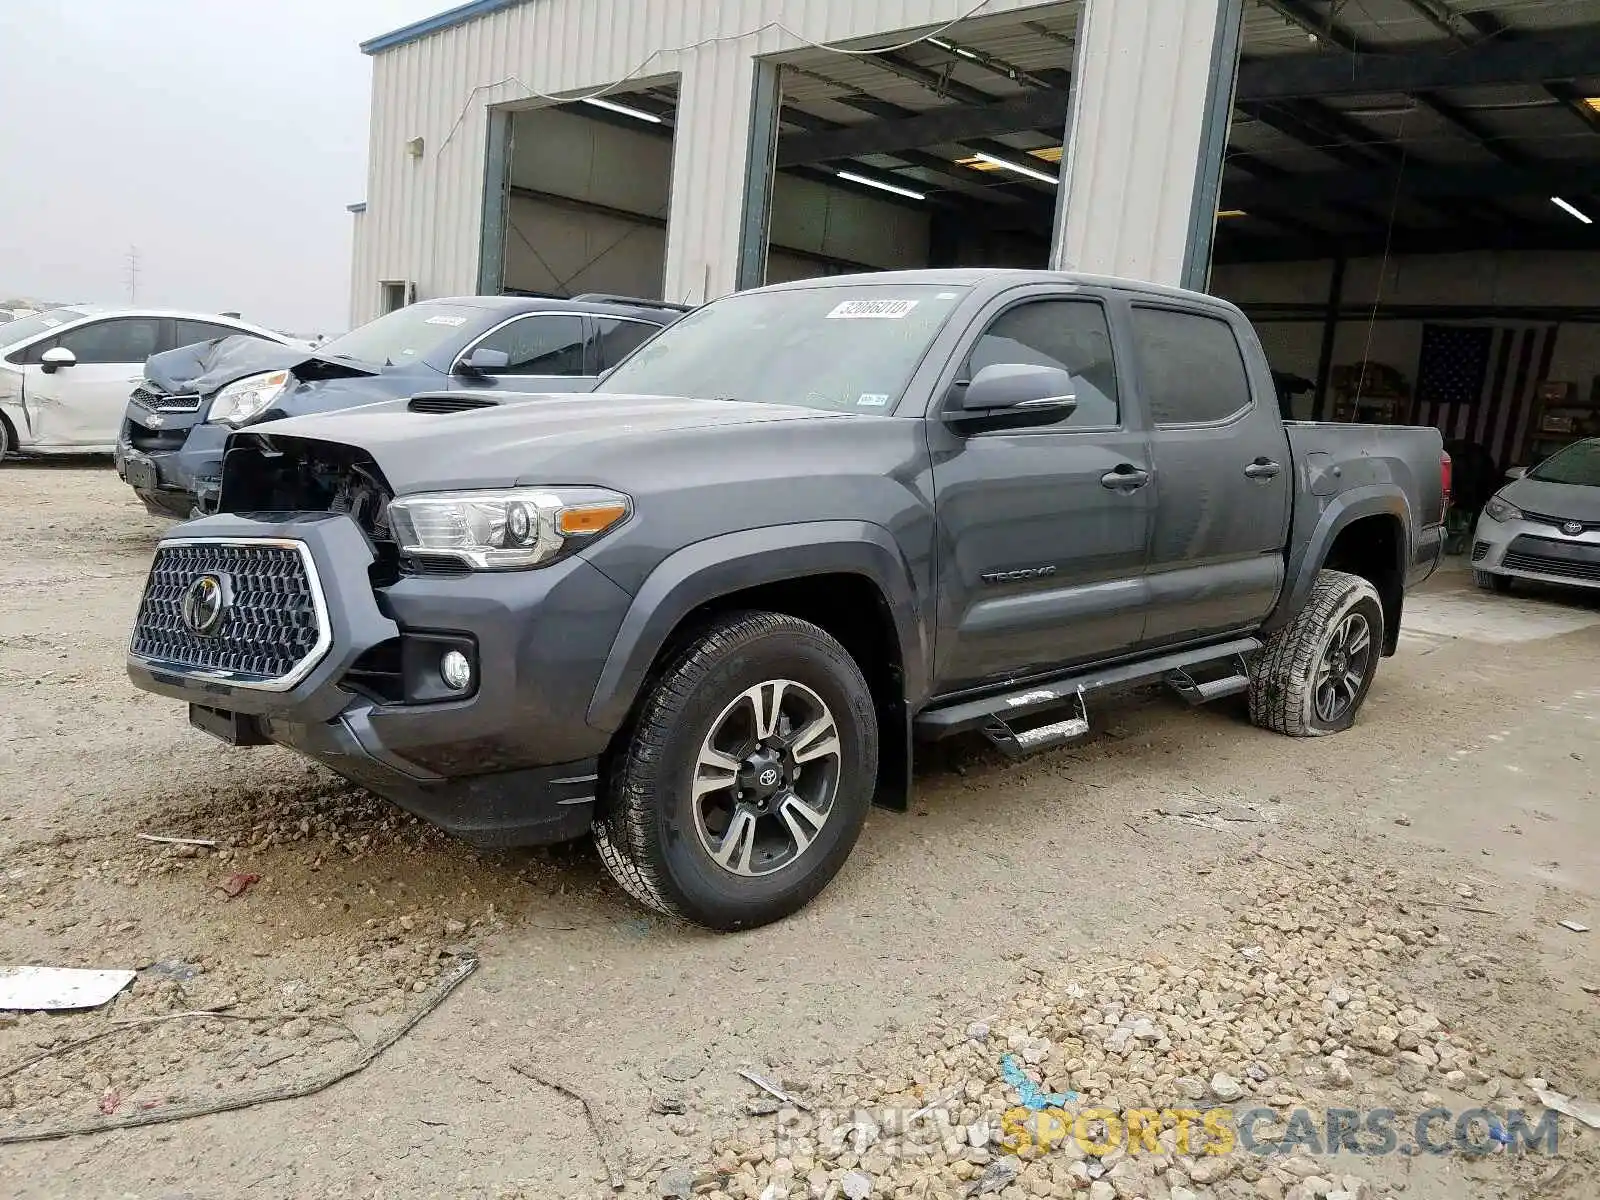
(0, 307, 299, 458)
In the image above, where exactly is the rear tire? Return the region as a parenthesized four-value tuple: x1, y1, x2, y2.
(0, 413, 14, 462)
(1249, 570, 1384, 737)
(593, 611, 878, 931)
(1473, 569, 1513, 594)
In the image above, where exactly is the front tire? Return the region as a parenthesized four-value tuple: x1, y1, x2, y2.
(0, 413, 14, 462)
(1473, 569, 1513, 593)
(1249, 570, 1384, 737)
(594, 611, 878, 931)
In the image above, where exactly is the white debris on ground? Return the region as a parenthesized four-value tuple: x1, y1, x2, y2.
(663, 854, 1595, 1200)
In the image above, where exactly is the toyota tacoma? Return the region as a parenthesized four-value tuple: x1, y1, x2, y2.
(125, 270, 1448, 930)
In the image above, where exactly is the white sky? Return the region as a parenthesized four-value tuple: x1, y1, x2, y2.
(0, 0, 443, 336)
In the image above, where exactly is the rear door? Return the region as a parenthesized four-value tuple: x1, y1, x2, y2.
(19, 316, 163, 447)
(928, 286, 1154, 691)
(1130, 303, 1292, 646)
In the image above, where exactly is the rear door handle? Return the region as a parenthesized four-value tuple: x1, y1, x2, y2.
(1244, 458, 1282, 480)
(1101, 464, 1151, 490)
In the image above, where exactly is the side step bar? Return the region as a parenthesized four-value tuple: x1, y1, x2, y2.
(915, 637, 1262, 754)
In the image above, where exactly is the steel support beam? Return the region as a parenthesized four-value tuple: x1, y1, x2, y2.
(476, 107, 514, 295)
(736, 60, 783, 292)
(1225, 162, 1600, 207)
(776, 90, 1072, 167)
(1183, 0, 1246, 291)
(1238, 28, 1600, 101)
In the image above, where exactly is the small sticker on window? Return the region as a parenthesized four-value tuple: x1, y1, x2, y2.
(937, 292, 959, 299)
(826, 299, 918, 320)
(41, 317, 62, 327)
(424, 315, 467, 326)
(856, 394, 890, 408)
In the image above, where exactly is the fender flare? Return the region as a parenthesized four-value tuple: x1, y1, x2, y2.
(585, 520, 928, 732)
(1267, 485, 1412, 635)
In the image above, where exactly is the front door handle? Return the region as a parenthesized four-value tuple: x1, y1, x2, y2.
(1101, 464, 1151, 490)
(1244, 458, 1282, 480)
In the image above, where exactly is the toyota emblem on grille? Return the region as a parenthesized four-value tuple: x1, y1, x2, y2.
(1561, 520, 1584, 536)
(180, 573, 230, 636)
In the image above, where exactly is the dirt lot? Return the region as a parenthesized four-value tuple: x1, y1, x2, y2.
(1, 463, 1597, 1200)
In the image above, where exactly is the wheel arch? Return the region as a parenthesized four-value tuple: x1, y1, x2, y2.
(1269, 488, 1411, 655)
(585, 522, 927, 810)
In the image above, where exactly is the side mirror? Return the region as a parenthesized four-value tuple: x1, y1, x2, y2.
(1505, 465, 1528, 481)
(946, 363, 1078, 433)
(596, 366, 616, 384)
(40, 346, 77, 374)
(455, 347, 510, 376)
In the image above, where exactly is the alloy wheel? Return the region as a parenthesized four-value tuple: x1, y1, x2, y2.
(690, 679, 842, 878)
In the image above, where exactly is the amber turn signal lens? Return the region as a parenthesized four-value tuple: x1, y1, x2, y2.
(556, 501, 629, 536)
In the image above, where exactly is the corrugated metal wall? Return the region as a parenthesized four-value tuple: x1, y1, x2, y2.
(353, 0, 1062, 323)
(1051, 0, 1237, 286)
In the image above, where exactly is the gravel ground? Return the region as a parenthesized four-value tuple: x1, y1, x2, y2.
(0, 463, 1596, 1200)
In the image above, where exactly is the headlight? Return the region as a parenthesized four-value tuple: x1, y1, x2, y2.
(208, 370, 291, 426)
(1483, 494, 1522, 523)
(386, 486, 631, 570)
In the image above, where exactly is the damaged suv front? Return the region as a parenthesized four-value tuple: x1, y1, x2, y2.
(124, 430, 636, 845)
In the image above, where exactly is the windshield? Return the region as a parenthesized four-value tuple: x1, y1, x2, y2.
(1529, 438, 1600, 487)
(1, 307, 91, 349)
(317, 301, 484, 368)
(599, 284, 970, 413)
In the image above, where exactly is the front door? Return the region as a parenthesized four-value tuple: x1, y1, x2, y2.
(929, 293, 1154, 692)
(1129, 304, 1293, 646)
(21, 317, 162, 447)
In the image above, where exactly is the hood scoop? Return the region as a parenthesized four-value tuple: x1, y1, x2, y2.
(407, 393, 500, 414)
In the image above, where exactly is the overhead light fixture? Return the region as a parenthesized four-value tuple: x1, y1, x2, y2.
(971, 151, 1060, 186)
(1552, 195, 1593, 224)
(1216, 209, 1248, 219)
(836, 169, 926, 200)
(580, 96, 663, 124)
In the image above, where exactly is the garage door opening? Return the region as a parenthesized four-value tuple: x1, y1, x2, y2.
(760, 3, 1083, 283)
(490, 80, 680, 301)
(1205, 2, 1600, 504)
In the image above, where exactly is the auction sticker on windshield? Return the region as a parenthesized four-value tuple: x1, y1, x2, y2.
(827, 299, 919, 319)
(424, 315, 468, 326)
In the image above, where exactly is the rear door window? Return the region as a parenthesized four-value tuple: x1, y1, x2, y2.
(595, 318, 660, 370)
(174, 320, 258, 348)
(1131, 307, 1254, 425)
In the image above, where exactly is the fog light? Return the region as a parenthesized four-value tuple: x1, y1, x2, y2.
(439, 649, 473, 692)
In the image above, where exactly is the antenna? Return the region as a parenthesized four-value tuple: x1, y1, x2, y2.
(125, 246, 140, 304)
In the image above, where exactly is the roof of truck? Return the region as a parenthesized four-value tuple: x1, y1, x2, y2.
(755, 268, 1224, 306)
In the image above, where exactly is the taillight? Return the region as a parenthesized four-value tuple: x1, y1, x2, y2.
(1441, 450, 1453, 512)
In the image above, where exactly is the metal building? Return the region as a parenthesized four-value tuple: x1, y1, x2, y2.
(349, 0, 1600, 474)
(348, 0, 1241, 323)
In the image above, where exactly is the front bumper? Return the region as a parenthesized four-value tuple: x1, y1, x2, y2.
(117, 409, 227, 518)
(1471, 512, 1600, 590)
(125, 511, 635, 846)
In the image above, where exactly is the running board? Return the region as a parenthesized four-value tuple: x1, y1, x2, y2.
(915, 637, 1262, 746)
(1165, 653, 1253, 705)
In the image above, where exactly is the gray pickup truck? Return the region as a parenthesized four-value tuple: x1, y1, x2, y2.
(125, 270, 1447, 931)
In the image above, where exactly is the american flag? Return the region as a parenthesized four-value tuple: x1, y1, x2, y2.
(1411, 324, 1558, 471)
(1416, 324, 1492, 408)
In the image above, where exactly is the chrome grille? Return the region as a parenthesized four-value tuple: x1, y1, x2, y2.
(131, 385, 202, 414)
(130, 540, 328, 688)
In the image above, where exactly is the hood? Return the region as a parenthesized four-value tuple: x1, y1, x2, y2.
(245, 393, 845, 492)
(1502, 476, 1600, 523)
(143, 335, 381, 396)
